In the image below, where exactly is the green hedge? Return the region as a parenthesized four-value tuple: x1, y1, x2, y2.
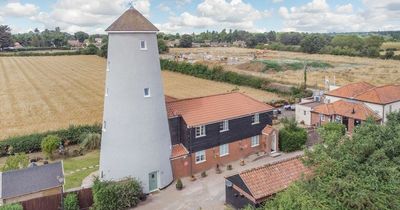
(160, 59, 312, 98)
(0, 204, 23, 210)
(92, 178, 144, 210)
(279, 118, 308, 152)
(0, 124, 101, 157)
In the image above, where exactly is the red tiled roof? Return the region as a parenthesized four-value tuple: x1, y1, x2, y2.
(165, 95, 178, 103)
(262, 125, 276, 135)
(312, 100, 381, 120)
(166, 92, 274, 127)
(354, 85, 400, 104)
(171, 144, 188, 159)
(239, 157, 311, 200)
(325, 82, 375, 99)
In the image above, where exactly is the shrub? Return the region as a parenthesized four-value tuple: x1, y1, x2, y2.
(0, 204, 23, 210)
(176, 179, 183, 190)
(80, 133, 101, 151)
(279, 118, 307, 152)
(92, 177, 144, 210)
(201, 171, 207, 177)
(64, 193, 80, 210)
(2, 153, 29, 172)
(0, 124, 101, 157)
(41, 135, 61, 159)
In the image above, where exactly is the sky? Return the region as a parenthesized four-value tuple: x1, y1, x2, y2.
(0, 0, 399, 34)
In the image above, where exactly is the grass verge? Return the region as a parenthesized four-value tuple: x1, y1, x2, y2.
(64, 150, 100, 190)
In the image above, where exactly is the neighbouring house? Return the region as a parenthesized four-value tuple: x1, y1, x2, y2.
(311, 100, 381, 132)
(295, 100, 323, 126)
(232, 40, 247, 48)
(225, 157, 311, 209)
(324, 82, 400, 123)
(0, 162, 64, 205)
(167, 92, 278, 178)
(166, 39, 180, 48)
(67, 40, 83, 48)
(13, 42, 23, 49)
(99, 8, 173, 193)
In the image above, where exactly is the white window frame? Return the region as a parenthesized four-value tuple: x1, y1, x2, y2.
(195, 150, 206, 164)
(219, 144, 229, 157)
(219, 120, 229, 132)
(140, 40, 147, 50)
(335, 115, 342, 123)
(103, 120, 107, 132)
(105, 88, 109, 97)
(106, 61, 110, 72)
(144, 88, 151, 97)
(251, 135, 260, 147)
(195, 125, 206, 138)
(252, 113, 260, 125)
(320, 114, 325, 121)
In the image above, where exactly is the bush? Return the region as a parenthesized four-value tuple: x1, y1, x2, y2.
(0, 124, 101, 157)
(279, 118, 307, 152)
(80, 133, 101, 151)
(0, 204, 23, 210)
(64, 193, 80, 210)
(176, 179, 183, 190)
(92, 177, 144, 210)
(41, 135, 61, 159)
(2, 153, 29, 172)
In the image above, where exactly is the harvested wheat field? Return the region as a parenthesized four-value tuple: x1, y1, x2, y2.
(0, 55, 281, 139)
(167, 47, 400, 88)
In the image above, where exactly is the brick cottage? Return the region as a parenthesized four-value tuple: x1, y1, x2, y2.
(166, 92, 279, 178)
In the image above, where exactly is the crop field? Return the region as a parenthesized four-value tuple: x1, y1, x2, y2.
(0, 55, 281, 139)
(167, 47, 400, 88)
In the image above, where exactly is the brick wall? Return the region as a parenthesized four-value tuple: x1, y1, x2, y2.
(171, 134, 275, 178)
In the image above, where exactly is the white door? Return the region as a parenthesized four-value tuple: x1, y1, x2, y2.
(271, 133, 277, 153)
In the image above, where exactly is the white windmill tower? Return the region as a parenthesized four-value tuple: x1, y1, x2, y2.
(99, 7, 173, 193)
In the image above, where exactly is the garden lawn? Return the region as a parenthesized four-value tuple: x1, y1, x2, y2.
(63, 150, 100, 189)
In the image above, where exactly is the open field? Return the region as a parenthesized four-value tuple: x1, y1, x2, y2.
(0, 55, 281, 139)
(166, 47, 400, 88)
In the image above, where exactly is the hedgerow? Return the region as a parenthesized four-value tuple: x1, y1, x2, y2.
(0, 124, 101, 157)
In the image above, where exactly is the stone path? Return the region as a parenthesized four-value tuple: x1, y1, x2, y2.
(65, 164, 99, 175)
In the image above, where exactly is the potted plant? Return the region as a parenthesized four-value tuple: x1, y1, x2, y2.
(190, 175, 196, 181)
(240, 159, 245, 166)
(216, 164, 222, 174)
(227, 164, 233, 170)
(201, 171, 207, 178)
(176, 179, 183, 190)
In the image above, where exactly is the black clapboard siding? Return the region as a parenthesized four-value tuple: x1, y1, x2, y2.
(168, 117, 181, 145)
(188, 112, 272, 153)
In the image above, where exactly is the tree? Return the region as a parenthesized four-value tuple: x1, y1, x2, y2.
(301, 34, 327, 53)
(331, 35, 364, 51)
(41, 135, 61, 159)
(279, 118, 307, 152)
(64, 193, 80, 210)
(179, 34, 193, 48)
(2, 153, 29, 172)
(266, 31, 277, 42)
(279, 32, 303, 45)
(0, 25, 13, 50)
(82, 44, 99, 55)
(263, 114, 400, 209)
(158, 39, 169, 53)
(74, 31, 89, 43)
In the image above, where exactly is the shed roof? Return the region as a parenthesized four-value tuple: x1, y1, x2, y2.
(226, 157, 311, 201)
(166, 92, 274, 127)
(1, 162, 63, 199)
(106, 8, 158, 32)
(312, 100, 381, 120)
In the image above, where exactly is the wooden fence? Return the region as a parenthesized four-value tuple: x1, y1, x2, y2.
(20, 188, 93, 210)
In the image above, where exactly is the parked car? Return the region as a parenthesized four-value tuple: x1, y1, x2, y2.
(290, 105, 296, 111)
(283, 104, 291, 110)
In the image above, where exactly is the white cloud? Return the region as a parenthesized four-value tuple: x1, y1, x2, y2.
(158, 0, 267, 33)
(272, 0, 283, 3)
(176, 0, 192, 6)
(1, 2, 39, 17)
(31, 0, 150, 34)
(279, 0, 400, 32)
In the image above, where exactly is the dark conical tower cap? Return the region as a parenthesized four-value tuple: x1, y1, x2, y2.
(106, 8, 159, 32)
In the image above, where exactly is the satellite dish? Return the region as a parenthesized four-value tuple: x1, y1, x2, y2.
(226, 180, 233, 187)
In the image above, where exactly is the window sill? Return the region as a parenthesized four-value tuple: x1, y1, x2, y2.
(140, 48, 148, 51)
(195, 135, 206, 138)
(220, 154, 229, 157)
(251, 122, 260, 125)
(195, 160, 206, 164)
(251, 144, 259, 148)
(219, 129, 229, 133)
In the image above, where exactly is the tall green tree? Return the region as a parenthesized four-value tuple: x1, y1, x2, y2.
(0, 25, 13, 50)
(179, 34, 193, 48)
(74, 31, 89, 43)
(263, 113, 400, 210)
(301, 34, 327, 53)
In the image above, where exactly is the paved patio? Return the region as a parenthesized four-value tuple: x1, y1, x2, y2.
(135, 150, 304, 210)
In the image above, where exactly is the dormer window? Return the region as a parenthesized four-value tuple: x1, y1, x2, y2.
(144, 88, 151, 97)
(252, 113, 260, 124)
(140, 40, 147, 50)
